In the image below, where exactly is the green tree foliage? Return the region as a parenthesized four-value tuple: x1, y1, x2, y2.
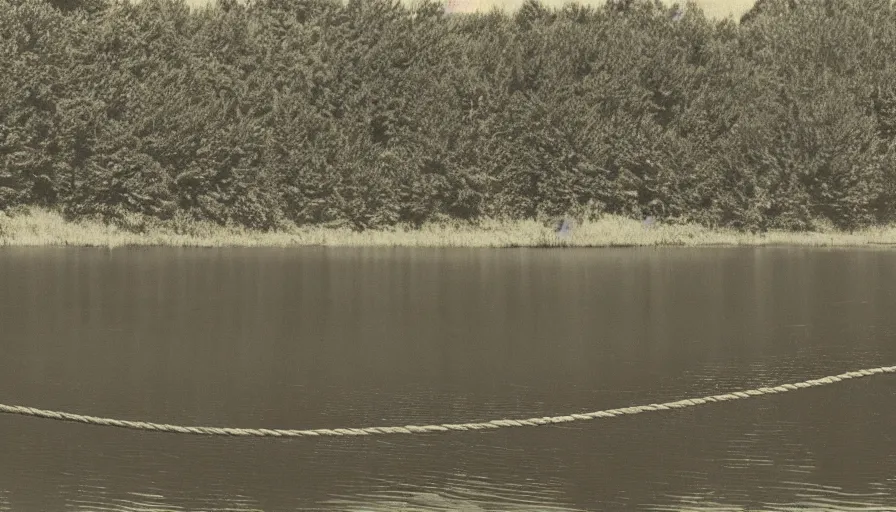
(1, 0, 896, 231)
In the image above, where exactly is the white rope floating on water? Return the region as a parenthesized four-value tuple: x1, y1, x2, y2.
(1, 365, 894, 438)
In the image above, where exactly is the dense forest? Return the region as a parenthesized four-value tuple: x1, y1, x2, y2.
(2, 0, 896, 233)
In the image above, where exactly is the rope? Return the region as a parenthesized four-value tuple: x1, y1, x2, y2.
(1, 365, 894, 438)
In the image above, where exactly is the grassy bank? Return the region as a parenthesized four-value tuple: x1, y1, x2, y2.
(3, 207, 896, 248)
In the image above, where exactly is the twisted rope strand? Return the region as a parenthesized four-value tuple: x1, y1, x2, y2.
(1, 365, 893, 438)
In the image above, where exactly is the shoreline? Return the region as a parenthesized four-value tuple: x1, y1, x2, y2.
(2, 208, 896, 249)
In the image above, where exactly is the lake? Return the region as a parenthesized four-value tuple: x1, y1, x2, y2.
(1, 246, 895, 511)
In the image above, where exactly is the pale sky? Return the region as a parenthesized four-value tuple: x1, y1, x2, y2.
(439, 0, 756, 18)
(184, 0, 757, 20)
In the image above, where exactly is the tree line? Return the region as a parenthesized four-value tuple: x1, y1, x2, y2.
(2, 0, 895, 232)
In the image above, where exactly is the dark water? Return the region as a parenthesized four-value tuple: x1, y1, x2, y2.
(1, 246, 895, 512)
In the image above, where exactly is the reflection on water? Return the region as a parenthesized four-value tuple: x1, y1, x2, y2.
(65, 484, 263, 512)
(1, 247, 895, 511)
(325, 477, 578, 512)
(651, 490, 896, 512)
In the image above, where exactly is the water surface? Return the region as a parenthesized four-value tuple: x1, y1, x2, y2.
(1, 246, 895, 511)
